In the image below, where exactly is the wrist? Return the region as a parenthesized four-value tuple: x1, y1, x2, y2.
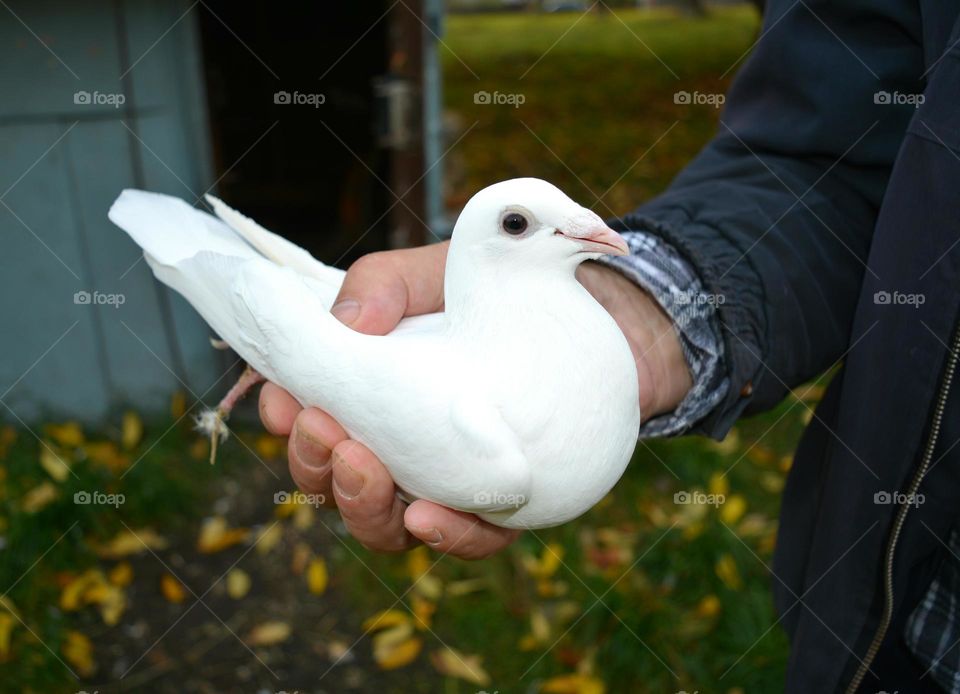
(577, 262, 692, 421)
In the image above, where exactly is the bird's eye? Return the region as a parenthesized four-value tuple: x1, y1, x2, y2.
(501, 212, 528, 236)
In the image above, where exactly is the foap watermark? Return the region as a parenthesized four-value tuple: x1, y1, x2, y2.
(874, 491, 925, 508)
(674, 490, 725, 507)
(74, 290, 125, 308)
(473, 490, 526, 507)
(74, 490, 125, 508)
(74, 90, 125, 108)
(274, 91, 326, 108)
(676, 291, 725, 308)
(474, 90, 525, 108)
(274, 490, 326, 507)
(674, 90, 725, 108)
(873, 290, 925, 308)
(874, 90, 924, 108)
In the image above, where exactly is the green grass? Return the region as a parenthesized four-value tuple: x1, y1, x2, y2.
(0, 6, 820, 693)
(441, 5, 760, 213)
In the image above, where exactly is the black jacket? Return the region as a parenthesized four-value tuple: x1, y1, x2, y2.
(615, 1, 960, 691)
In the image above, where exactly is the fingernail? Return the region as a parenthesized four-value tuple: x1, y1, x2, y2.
(411, 526, 443, 545)
(259, 398, 277, 432)
(293, 423, 331, 470)
(331, 299, 360, 326)
(334, 460, 364, 498)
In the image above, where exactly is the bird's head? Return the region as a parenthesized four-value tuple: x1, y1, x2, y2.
(449, 178, 628, 271)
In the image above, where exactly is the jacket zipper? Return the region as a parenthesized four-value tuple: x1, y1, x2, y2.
(845, 320, 960, 693)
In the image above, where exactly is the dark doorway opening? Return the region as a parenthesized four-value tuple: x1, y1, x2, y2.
(197, 3, 394, 266)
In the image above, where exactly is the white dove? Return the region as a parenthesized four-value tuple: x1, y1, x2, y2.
(108, 178, 640, 529)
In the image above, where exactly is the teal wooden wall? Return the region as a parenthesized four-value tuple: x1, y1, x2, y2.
(0, 0, 227, 424)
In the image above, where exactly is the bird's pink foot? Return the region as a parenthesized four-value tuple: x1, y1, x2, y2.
(196, 364, 266, 464)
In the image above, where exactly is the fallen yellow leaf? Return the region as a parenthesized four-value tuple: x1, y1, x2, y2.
(44, 422, 84, 448)
(362, 609, 411, 633)
(60, 569, 106, 611)
(530, 607, 551, 642)
(247, 620, 291, 646)
(720, 494, 747, 525)
(760, 471, 785, 494)
(0, 613, 15, 661)
(708, 472, 729, 497)
(39, 445, 71, 482)
(707, 428, 740, 455)
(94, 584, 126, 626)
(0, 596, 20, 621)
(226, 568, 251, 599)
(292, 503, 314, 530)
(254, 434, 283, 459)
(290, 542, 312, 575)
(406, 545, 431, 579)
(93, 528, 168, 559)
(170, 390, 187, 419)
(188, 438, 209, 461)
(540, 673, 606, 694)
(62, 630, 96, 677)
(445, 578, 487, 597)
(20, 481, 58, 513)
(82, 441, 130, 472)
(160, 573, 188, 603)
(373, 628, 421, 670)
(715, 553, 743, 590)
(523, 542, 564, 580)
(411, 596, 435, 631)
(430, 646, 491, 686)
(121, 411, 143, 450)
(108, 562, 133, 587)
(696, 594, 722, 618)
(197, 516, 250, 554)
(255, 523, 283, 555)
(306, 557, 328, 596)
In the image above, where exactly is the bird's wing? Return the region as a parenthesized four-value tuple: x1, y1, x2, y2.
(109, 189, 443, 344)
(109, 189, 261, 267)
(204, 194, 345, 293)
(202, 193, 450, 337)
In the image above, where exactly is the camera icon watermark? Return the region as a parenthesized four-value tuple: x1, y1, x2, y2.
(874, 490, 924, 508)
(74, 90, 126, 108)
(273, 490, 326, 507)
(74, 290, 125, 308)
(874, 90, 924, 108)
(674, 90, 725, 108)
(873, 290, 925, 308)
(473, 90, 525, 108)
(74, 490, 125, 508)
(274, 91, 325, 108)
(673, 490, 725, 507)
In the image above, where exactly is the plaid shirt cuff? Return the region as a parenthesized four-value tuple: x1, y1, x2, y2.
(595, 231, 729, 438)
(905, 526, 960, 693)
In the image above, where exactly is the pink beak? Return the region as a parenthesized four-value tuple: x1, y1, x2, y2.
(556, 224, 629, 256)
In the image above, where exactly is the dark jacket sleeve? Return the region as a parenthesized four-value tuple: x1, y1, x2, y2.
(616, 0, 924, 438)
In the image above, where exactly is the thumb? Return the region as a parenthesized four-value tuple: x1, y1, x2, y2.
(331, 254, 409, 336)
(331, 242, 448, 336)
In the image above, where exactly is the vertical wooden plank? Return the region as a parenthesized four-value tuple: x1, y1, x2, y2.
(387, 0, 428, 248)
